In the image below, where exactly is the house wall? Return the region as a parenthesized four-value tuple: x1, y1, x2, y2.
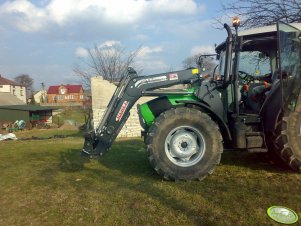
(91, 76, 154, 138)
(34, 90, 47, 104)
(0, 85, 26, 103)
(47, 90, 84, 104)
(0, 84, 10, 92)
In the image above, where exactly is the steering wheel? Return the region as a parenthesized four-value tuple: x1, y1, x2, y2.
(238, 70, 254, 83)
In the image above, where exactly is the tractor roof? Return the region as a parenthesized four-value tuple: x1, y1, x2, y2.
(238, 23, 301, 37)
(215, 22, 301, 53)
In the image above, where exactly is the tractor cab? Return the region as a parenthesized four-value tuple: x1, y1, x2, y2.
(215, 20, 301, 118)
(210, 19, 301, 157)
(238, 22, 300, 115)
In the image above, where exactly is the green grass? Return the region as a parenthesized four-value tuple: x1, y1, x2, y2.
(13, 128, 83, 139)
(52, 108, 87, 126)
(0, 129, 300, 225)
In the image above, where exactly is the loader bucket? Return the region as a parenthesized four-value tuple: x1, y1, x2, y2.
(82, 130, 111, 156)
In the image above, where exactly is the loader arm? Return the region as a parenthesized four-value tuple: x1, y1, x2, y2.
(82, 67, 200, 156)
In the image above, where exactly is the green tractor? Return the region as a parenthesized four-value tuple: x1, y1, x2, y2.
(83, 19, 301, 181)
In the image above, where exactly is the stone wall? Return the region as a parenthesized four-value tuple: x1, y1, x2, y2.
(91, 76, 154, 138)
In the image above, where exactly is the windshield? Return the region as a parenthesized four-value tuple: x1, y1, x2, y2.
(238, 51, 271, 77)
(218, 50, 271, 79)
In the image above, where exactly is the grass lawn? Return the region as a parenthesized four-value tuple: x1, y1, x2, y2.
(0, 129, 300, 225)
(52, 108, 87, 126)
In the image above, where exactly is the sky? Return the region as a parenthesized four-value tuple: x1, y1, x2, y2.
(0, 0, 230, 90)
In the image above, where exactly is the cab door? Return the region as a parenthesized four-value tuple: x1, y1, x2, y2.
(277, 22, 301, 111)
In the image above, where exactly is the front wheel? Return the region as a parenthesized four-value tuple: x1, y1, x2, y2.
(146, 107, 223, 181)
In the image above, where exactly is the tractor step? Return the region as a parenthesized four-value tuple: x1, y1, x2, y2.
(247, 148, 268, 153)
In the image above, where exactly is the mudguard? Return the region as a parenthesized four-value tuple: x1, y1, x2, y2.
(139, 96, 232, 142)
(179, 100, 232, 142)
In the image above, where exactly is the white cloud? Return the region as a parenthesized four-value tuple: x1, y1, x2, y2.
(76, 40, 123, 58)
(99, 40, 122, 48)
(0, 0, 203, 33)
(135, 45, 168, 74)
(137, 46, 163, 58)
(75, 47, 89, 58)
(191, 45, 216, 55)
(0, 0, 47, 32)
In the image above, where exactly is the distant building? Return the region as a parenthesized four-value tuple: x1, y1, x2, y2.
(0, 93, 26, 106)
(33, 90, 47, 104)
(47, 84, 84, 105)
(0, 74, 26, 103)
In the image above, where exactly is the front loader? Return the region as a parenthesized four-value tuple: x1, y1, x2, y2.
(83, 18, 301, 181)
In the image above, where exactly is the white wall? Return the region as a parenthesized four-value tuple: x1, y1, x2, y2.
(11, 85, 26, 103)
(0, 84, 26, 103)
(0, 84, 10, 92)
(34, 90, 47, 104)
(91, 76, 154, 138)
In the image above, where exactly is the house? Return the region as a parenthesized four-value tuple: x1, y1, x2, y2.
(33, 90, 47, 104)
(0, 74, 26, 103)
(0, 93, 26, 106)
(47, 84, 84, 106)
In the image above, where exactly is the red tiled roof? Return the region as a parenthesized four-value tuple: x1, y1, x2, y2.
(0, 75, 21, 86)
(47, 85, 83, 94)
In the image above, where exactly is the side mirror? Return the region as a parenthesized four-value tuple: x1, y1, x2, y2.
(197, 54, 218, 78)
(198, 56, 204, 69)
(198, 54, 217, 68)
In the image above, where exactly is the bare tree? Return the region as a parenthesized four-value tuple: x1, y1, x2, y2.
(14, 74, 34, 97)
(74, 44, 142, 87)
(217, 0, 301, 28)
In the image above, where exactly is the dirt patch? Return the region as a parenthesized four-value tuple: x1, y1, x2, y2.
(60, 120, 78, 130)
(0, 129, 8, 135)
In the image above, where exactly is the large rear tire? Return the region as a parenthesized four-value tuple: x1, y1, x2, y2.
(146, 107, 223, 181)
(272, 110, 301, 171)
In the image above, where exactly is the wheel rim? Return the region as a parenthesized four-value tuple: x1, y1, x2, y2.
(165, 126, 206, 167)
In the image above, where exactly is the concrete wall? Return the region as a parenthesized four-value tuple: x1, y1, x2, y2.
(91, 76, 154, 138)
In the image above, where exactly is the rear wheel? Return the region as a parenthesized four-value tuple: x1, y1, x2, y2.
(146, 107, 223, 181)
(272, 110, 301, 171)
